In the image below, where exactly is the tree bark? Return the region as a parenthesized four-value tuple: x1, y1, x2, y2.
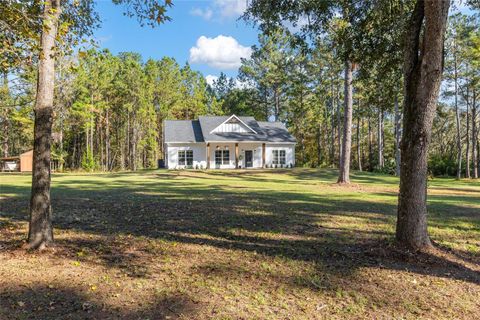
(368, 115, 373, 171)
(465, 89, 470, 178)
(338, 59, 353, 184)
(453, 38, 462, 179)
(28, 0, 61, 250)
(330, 88, 336, 166)
(356, 101, 362, 172)
(377, 106, 384, 168)
(337, 87, 342, 167)
(394, 94, 402, 176)
(396, 0, 450, 250)
(472, 90, 478, 178)
(2, 72, 9, 158)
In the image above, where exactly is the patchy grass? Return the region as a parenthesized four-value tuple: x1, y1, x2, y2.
(0, 168, 479, 319)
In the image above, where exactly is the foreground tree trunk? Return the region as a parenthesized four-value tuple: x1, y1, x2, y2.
(28, 0, 61, 250)
(396, 0, 450, 250)
(338, 59, 353, 183)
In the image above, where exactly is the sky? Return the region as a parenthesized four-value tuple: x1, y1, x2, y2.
(94, 0, 257, 84)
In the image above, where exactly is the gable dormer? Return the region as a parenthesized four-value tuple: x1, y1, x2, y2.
(210, 115, 257, 134)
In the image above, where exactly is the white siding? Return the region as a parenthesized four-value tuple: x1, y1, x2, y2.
(265, 144, 295, 168)
(166, 142, 295, 169)
(238, 143, 263, 168)
(208, 143, 236, 169)
(166, 143, 207, 169)
(211, 122, 251, 133)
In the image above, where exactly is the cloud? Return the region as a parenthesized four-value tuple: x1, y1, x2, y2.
(215, 0, 247, 18)
(189, 35, 252, 70)
(205, 75, 219, 86)
(190, 7, 213, 21)
(189, 1, 247, 21)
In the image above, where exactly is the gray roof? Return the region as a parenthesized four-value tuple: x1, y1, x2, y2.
(164, 115, 296, 143)
(164, 120, 204, 143)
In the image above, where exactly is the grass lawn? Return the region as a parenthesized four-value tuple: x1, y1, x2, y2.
(0, 169, 479, 319)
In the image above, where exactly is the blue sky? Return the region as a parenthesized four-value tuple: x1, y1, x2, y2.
(94, 0, 258, 82)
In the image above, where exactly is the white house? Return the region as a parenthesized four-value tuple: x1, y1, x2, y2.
(164, 115, 296, 169)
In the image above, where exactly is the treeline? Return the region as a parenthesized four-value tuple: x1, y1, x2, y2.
(1, 15, 478, 177)
(2, 50, 224, 170)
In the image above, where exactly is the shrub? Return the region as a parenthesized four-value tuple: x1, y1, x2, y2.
(81, 149, 96, 172)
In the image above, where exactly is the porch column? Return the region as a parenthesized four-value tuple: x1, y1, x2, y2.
(235, 143, 239, 169)
(262, 143, 266, 168)
(206, 143, 210, 169)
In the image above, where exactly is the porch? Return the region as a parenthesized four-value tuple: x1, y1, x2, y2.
(206, 142, 265, 169)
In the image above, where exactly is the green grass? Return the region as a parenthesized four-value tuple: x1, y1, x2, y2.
(0, 169, 479, 319)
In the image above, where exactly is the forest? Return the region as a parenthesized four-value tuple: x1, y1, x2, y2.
(0, 1, 479, 318)
(1, 4, 478, 178)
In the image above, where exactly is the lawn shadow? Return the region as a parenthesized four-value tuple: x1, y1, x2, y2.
(0, 284, 199, 320)
(1, 170, 479, 301)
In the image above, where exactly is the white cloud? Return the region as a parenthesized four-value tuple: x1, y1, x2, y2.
(215, 0, 247, 18)
(205, 75, 219, 86)
(190, 7, 213, 21)
(189, 0, 247, 21)
(189, 35, 252, 70)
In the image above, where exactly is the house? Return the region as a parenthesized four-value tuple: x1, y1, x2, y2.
(164, 115, 296, 169)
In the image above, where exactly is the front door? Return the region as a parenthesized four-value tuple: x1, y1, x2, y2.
(245, 150, 253, 168)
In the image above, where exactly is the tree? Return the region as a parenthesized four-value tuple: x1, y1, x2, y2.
(396, 0, 451, 250)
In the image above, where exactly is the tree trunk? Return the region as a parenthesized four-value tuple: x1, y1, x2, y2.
(105, 107, 110, 171)
(28, 0, 61, 250)
(453, 39, 462, 179)
(357, 104, 362, 172)
(337, 87, 342, 167)
(394, 94, 402, 176)
(330, 91, 336, 166)
(472, 91, 478, 178)
(2, 72, 9, 158)
(377, 106, 384, 168)
(368, 115, 373, 171)
(466, 91, 470, 178)
(338, 59, 353, 184)
(396, 0, 450, 250)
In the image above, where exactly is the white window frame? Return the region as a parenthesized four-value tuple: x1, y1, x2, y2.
(272, 149, 286, 165)
(178, 150, 193, 166)
(215, 149, 230, 165)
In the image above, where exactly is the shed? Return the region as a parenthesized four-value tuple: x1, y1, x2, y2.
(0, 150, 33, 172)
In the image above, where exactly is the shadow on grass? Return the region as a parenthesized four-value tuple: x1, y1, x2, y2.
(1, 170, 479, 307)
(0, 284, 199, 320)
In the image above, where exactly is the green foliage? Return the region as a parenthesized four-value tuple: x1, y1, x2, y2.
(81, 149, 96, 172)
(428, 154, 458, 177)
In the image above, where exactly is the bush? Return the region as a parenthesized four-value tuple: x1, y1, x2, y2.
(372, 158, 397, 175)
(81, 149, 96, 172)
(428, 154, 457, 177)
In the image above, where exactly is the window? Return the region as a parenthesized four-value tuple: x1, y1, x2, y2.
(215, 149, 230, 165)
(178, 150, 193, 166)
(272, 150, 286, 165)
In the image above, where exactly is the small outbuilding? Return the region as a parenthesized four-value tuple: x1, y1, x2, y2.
(0, 150, 33, 172)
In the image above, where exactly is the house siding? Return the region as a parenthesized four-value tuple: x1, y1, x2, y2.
(265, 144, 295, 167)
(237, 143, 263, 168)
(166, 143, 207, 169)
(208, 143, 236, 169)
